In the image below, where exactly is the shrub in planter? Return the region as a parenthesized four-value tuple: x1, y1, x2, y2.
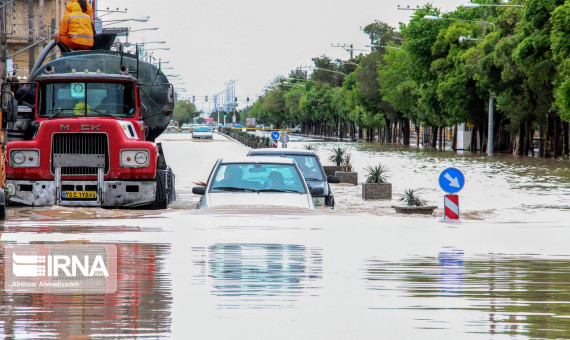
(328, 146, 347, 166)
(335, 153, 358, 185)
(362, 163, 391, 200)
(393, 189, 437, 214)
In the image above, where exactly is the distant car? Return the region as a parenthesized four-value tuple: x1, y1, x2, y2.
(192, 157, 323, 209)
(247, 149, 340, 208)
(192, 126, 213, 139)
(291, 125, 302, 133)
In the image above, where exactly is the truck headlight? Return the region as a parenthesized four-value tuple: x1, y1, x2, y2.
(10, 149, 40, 168)
(120, 149, 150, 167)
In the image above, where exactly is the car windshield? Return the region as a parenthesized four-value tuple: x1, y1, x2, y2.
(38, 82, 136, 118)
(252, 154, 324, 181)
(211, 163, 306, 193)
(194, 127, 210, 132)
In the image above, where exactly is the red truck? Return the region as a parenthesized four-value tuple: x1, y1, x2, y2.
(3, 38, 175, 209)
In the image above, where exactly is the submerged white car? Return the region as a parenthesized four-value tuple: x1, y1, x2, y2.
(192, 157, 323, 209)
(192, 126, 213, 139)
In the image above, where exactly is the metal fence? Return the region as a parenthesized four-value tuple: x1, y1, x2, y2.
(6, 24, 52, 40)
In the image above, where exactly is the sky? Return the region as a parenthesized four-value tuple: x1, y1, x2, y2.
(97, 0, 467, 111)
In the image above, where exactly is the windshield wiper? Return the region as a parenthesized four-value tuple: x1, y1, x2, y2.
(212, 186, 257, 192)
(304, 177, 322, 181)
(257, 188, 302, 193)
(89, 108, 122, 118)
(47, 108, 75, 119)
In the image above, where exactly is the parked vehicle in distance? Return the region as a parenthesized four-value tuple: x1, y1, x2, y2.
(192, 157, 323, 209)
(247, 149, 340, 208)
(192, 126, 213, 139)
(291, 125, 302, 133)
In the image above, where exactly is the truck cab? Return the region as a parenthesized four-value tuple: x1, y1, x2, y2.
(4, 70, 175, 208)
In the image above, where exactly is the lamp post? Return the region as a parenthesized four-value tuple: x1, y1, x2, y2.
(462, 2, 524, 155)
(424, 14, 498, 155)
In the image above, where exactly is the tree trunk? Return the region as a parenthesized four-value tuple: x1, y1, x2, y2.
(470, 126, 478, 152)
(452, 125, 458, 150)
(545, 112, 554, 158)
(528, 122, 535, 157)
(515, 122, 525, 156)
(562, 122, 570, 158)
(523, 121, 531, 156)
(431, 126, 438, 148)
(401, 118, 410, 146)
(554, 115, 563, 158)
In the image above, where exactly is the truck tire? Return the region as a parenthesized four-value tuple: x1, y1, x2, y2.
(154, 170, 168, 210)
(166, 166, 176, 204)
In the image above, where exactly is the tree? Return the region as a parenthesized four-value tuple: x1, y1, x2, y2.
(173, 99, 199, 124)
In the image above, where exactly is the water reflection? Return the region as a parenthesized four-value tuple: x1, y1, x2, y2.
(364, 254, 570, 338)
(192, 243, 322, 309)
(0, 242, 172, 339)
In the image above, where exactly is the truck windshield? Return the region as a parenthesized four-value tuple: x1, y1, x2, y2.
(38, 82, 136, 118)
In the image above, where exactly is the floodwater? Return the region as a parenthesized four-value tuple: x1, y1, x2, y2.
(1, 132, 569, 339)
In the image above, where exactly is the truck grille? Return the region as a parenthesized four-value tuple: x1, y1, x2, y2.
(51, 133, 110, 175)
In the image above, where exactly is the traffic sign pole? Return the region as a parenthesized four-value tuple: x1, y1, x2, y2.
(444, 195, 459, 220)
(272, 139, 278, 148)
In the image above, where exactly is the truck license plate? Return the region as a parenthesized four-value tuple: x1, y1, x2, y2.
(62, 191, 97, 199)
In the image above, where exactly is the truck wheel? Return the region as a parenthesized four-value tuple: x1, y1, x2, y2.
(154, 170, 168, 210)
(166, 166, 176, 203)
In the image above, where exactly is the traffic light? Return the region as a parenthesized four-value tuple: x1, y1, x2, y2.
(192, 95, 195, 103)
(234, 97, 237, 102)
(205, 95, 208, 102)
(246, 97, 250, 103)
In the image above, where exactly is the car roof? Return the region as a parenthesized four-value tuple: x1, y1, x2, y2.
(248, 148, 317, 156)
(220, 156, 297, 165)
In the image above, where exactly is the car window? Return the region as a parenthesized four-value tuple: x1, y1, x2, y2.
(250, 154, 324, 181)
(211, 163, 306, 193)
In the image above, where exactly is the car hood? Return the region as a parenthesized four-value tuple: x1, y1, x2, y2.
(205, 192, 314, 209)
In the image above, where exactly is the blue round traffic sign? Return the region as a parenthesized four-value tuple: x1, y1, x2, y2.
(271, 131, 280, 140)
(438, 167, 465, 194)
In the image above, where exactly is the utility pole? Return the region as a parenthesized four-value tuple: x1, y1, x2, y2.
(331, 43, 362, 59)
(28, 0, 35, 73)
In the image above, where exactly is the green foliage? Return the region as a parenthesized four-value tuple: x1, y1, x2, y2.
(173, 100, 199, 124)
(399, 189, 426, 207)
(364, 163, 389, 184)
(303, 144, 317, 151)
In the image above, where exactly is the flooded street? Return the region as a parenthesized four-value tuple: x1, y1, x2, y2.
(1, 132, 570, 339)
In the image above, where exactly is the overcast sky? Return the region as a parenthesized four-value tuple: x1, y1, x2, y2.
(97, 0, 467, 110)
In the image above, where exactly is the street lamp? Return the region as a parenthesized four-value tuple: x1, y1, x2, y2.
(366, 44, 402, 50)
(423, 15, 497, 30)
(463, 3, 523, 8)
(321, 54, 362, 68)
(458, 35, 484, 43)
(102, 16, 150, 26)
(300, 66, 348, 77)
(145, 47, 170, 51)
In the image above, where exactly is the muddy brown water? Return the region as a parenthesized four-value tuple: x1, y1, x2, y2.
(1, 132, 569, 339)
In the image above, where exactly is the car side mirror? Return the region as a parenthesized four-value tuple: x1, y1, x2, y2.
(192, 186, 206, 195)
(310, 187, 324, 196)
(327, 175, 341, 184)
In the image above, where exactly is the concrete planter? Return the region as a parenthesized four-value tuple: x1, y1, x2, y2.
(324, 166, 343, 177)
(362, 182, 392, 200)
(392, 205, 437, 215)
(335, 171, 358, 185)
